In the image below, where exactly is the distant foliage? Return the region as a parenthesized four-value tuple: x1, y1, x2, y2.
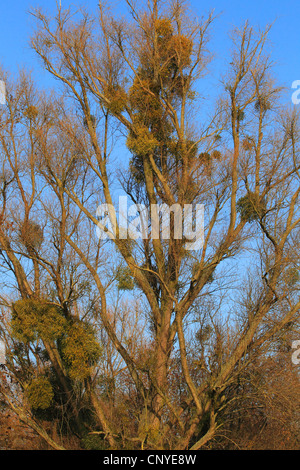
(81, 432, 108, 450)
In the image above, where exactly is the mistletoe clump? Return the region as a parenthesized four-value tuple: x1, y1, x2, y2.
(23, 105, 39, 121)
(242, 137, 255, 151)
(11, 299, 67, 344)
(129, 78, 162, 126)
(61, 321, 102, 381)
(255, 96, 271, 113)
(154, 18, 193, 79)
(116, 267, 135, 291)
(127, 16, 194, 161)
(126, 126, 159, 157)
(237, 191, 266, 222)
(104, 84, 127, 114)
(25, 376, 54, 410)
(19, 220, 44, 251)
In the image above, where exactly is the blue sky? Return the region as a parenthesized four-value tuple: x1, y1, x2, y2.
(0, 0, 299, 104)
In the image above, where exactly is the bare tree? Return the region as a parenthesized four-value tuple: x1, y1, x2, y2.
(0, 0, 299, 450)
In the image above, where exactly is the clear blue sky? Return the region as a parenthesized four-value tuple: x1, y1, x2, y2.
(0, 0, 299, 103)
